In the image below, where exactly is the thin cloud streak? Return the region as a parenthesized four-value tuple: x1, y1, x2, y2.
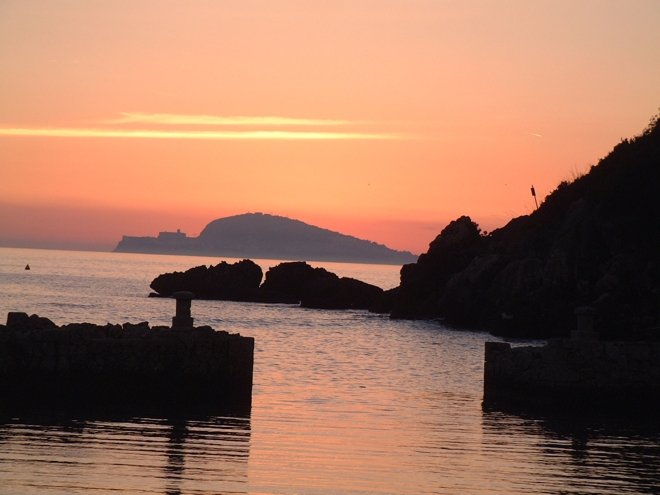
(104, 113, 356, 126)
(0, 127, 402, 140)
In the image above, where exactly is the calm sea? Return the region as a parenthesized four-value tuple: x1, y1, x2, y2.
(0, 247, 659, 495)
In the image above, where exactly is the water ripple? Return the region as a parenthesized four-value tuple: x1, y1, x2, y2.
(1, 248, 659, 494)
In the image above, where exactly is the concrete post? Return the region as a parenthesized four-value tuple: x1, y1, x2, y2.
(572, 307, 598, 341)
(172, 291, 195, 329)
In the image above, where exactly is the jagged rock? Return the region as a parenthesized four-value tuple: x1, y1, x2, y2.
(369, 287, 401, 314)
(542, 250, 572, 292)
(300, 276, 384, 310)
(150, 259, 263, 301)
(441, 254, 507, 327)
(259, 261, 336, 302)
(489, 258, 544, 308)
(259, 261, 384, 309)
(389, 216, 482, 319)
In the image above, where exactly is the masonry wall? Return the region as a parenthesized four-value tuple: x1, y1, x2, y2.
(0, 317, 254, 413)
(484, 339, 660, 409)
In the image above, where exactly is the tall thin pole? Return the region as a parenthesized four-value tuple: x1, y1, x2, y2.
(531, 185, 538, 210)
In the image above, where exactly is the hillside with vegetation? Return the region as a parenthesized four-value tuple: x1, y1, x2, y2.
(379, 113, 660, 339)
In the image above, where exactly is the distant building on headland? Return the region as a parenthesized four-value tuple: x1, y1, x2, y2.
(157, 229, 187, 241)
(117, 229, 190, 253)
(114, 213, 417, 265)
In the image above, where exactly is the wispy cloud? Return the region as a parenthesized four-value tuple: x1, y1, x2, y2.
(104, 113, 356, 126)
(0, 128, 401, 140)
(0, 112, 409, 140)
(527, 132, 543, 138)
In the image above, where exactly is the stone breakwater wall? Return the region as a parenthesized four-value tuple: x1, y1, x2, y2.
(0, 313, 254, 412)
(484, 340, 660, 410)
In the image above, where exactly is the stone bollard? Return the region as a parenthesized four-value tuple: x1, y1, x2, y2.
(172, 291, 195, 329)
(572, 307, 598, 341)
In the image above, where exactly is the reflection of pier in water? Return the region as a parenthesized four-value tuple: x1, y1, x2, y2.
(163, 416, 251, 495)
(164, 418, 188, 495)
(481, 407, 660, 494)
(0, 412, 251, 494)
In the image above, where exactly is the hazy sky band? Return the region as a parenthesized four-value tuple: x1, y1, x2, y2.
(105, 113, 357, 126)
(0, 128, 401, 140)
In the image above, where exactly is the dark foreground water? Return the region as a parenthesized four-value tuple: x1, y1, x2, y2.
(1, 247, 659, 494)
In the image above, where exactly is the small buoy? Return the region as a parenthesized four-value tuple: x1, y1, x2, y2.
(25, 264, 30, 270)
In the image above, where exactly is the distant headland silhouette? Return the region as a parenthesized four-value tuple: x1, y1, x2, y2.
(114, 212, 417, 265)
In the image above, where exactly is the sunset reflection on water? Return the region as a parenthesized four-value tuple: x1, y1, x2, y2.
(0, 248, 659, 494)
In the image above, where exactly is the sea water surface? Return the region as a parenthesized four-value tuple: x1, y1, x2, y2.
(0, 247, 659, 494)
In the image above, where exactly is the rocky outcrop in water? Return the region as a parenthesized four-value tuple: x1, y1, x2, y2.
(388, 216, 485, 320)
(150, 259, 263, 301)
(260, 261, 384, 309)
(380, 114, 660, 339)
(150, 261, 384, 310)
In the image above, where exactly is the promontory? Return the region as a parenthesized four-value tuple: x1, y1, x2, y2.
(114, 213, 416, 265)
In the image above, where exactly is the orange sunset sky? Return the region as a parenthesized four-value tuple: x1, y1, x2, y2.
(1, 1, 659, 254)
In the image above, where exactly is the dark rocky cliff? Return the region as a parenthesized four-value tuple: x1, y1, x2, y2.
(381, 114, 660, 339)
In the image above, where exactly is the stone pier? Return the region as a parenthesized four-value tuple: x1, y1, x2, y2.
(484, 309, 660, 411)
(0, 301, 254, 414)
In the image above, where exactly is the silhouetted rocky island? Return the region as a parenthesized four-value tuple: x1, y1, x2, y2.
(150, 260, 384, 310)
(379, 113, 660, 340)
(115, 213, 416, 265)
